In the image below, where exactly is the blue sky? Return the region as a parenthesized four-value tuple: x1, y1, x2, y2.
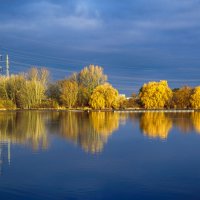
(0, 0, 200, 94)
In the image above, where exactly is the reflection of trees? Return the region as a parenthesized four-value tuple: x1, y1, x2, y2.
(2, 110, 200, 153)
(90, 112, 119, 136)
(0, 111, 48, 150)
(173, 113, 193, 133)
(140, 112, 172, 139)
(191, 112, 200, 133)
(59, 112, 121, 154)
(140, 112, 200, 138)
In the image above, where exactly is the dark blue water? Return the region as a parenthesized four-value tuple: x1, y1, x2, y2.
(0, 111, 200, 200)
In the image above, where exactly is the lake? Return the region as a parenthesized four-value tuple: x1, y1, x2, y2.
(0, 111, 200, 200)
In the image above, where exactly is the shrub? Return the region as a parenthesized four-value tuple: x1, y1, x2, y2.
(0, 99, 16, 110)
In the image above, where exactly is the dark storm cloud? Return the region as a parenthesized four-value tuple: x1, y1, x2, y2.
(1, 0, 200, 50)
(1, 0, 200, 93)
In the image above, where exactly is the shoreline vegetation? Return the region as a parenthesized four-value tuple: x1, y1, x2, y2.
(1, 64, 200, 111)
(0, 108, 198, 112)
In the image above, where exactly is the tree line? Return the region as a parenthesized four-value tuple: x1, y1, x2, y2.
(0, 64, 200, 110)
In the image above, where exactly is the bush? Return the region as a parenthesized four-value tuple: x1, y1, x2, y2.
(31, 100, 59, 109)
(0, 100, 16, 110)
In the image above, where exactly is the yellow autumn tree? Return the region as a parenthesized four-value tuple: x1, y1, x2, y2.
(60, 80, 78, 108)
(139, 80, 172, 109)
(77, 65, 107, 93)
(89, 83, 119, 109)
(69, 65, 108, 107)
(171, 86, 192, 109)
(190, 86, 200, 109)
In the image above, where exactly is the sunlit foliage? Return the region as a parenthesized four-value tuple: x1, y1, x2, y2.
(139, 80, 172, 109)
(77, 85, 90, 107)
(75, 65, 107, 93)
(70, 65, 107, 106)
(125, 93, 141, 108)
(89, 83, 119, 109)
(171, 86, 192, 109)
(190, 86, 200, 109)
(60, 80, 78, 108)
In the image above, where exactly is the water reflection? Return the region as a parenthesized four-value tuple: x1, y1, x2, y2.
(58, 112, 121, 153)
(1, 111, 200, 155)
(0, 112, 48, 150)
(173, 113, 193, 133)
(140, 112, 172, 139)
(192, 112, 200, 133)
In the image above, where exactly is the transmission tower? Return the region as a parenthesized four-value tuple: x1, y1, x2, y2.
(0, 54, 2, 73)
(6, 54, 9, 77)
(0, 54, 10, 77)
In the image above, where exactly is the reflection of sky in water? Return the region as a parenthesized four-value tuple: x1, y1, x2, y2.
(0, 111, 200, 199)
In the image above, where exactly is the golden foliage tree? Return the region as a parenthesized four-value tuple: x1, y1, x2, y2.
(77, 65, 107, 93)
(171, 86, 192, 108)
(0, 76, 9, 100)
(60, 80, 78, 108)
(17, 68, 50, 109)
(6, 75, 26, 107)
(89, 83, 119, 109)
(139, 80, 172, 109)
(70, 65, 107, 106)
(19, 79, 46, 108)
(190, 86, 200, 109)
(77, 85, 91, 107)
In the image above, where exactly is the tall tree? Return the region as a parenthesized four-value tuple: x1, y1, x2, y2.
(60, 80, 78, 108)
(17, 68, 49, 108)
(71, 65, 107, 106)
(190, 86, 200, 109)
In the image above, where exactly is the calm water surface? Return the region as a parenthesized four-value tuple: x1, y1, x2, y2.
(0, 111, 200, 200)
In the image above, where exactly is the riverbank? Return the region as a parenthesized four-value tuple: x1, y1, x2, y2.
(0, 108, 197, 113)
